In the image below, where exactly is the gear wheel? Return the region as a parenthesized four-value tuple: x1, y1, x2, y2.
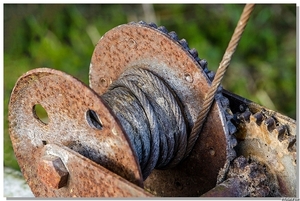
(89, 21, 238, 196)
(234, 108, 296, 197)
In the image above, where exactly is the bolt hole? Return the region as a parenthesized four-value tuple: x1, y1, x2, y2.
(86, 109, 103, 130)
(33, 104, 49, 125)
(42, 140, 47, 145)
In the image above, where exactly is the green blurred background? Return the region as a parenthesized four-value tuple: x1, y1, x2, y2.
(4, 4, 296, 170)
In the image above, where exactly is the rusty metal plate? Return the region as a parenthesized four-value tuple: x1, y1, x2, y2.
(34, 143, 152, 197)
(90, 22, 234, 196)
(8, 68, 143, 196)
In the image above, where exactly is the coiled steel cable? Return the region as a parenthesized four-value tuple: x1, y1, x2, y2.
(101, 67, 188, 180)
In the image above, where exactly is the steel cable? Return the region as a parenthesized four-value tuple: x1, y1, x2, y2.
(101, 67, 188, 180)
(185, 4, 255, 156)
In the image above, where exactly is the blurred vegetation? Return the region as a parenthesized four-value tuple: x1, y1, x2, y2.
(4, 4, 296, 170)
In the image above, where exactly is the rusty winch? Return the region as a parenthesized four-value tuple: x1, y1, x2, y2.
(8, 6, 296, 198)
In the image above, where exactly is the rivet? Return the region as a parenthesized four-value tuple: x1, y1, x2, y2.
(128, 38, 137, 48)
(184, 73, 193, 83)
(209, 148, 215, 156)
(100, 77, 108, 87)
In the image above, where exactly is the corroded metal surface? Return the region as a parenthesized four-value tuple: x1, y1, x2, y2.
(201, 156, 277, 197)
(223, 90, 297, 197)
(37, 155, 69, 189)
(8, 68, 143, 196)
(90, 22, 235, 196)
(34, 143, 152, 197)
(235, 112, 297, 197)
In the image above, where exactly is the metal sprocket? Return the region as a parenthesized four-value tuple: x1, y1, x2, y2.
(89, 21, 238, 196)
(232, 99, 296, 197)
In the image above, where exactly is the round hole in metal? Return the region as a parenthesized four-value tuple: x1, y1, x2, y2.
(86, 109, 103, 130)
(33, 104, 49, 125)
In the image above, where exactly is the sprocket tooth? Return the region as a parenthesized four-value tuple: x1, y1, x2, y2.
(225, 107, 234, 117)
(227, 143, 237, 160)
(207, 70, 215, 81)
(264, 117, 276, 132)
(188, 48, 202, 63)
(168, 31, 178, 40)
(227, 120, 237, 135)
(219, 95, 230, 108)
(217, 85, 223, 93)
(238, 110, 251, 122)
(178, 39, 190, 51)
(138, 20, 148, 25)
(188, 48, 198, 58)
(199, 59, 208, 69)
(276, 125, 287, 141)
(287, 136, 296, 152)
(157, 26, 168, 34)
(224, 110, 234, 123)
(203, 66, 209, 73)
(252, 112, 263, 125)
(148, 22, 158, 28)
